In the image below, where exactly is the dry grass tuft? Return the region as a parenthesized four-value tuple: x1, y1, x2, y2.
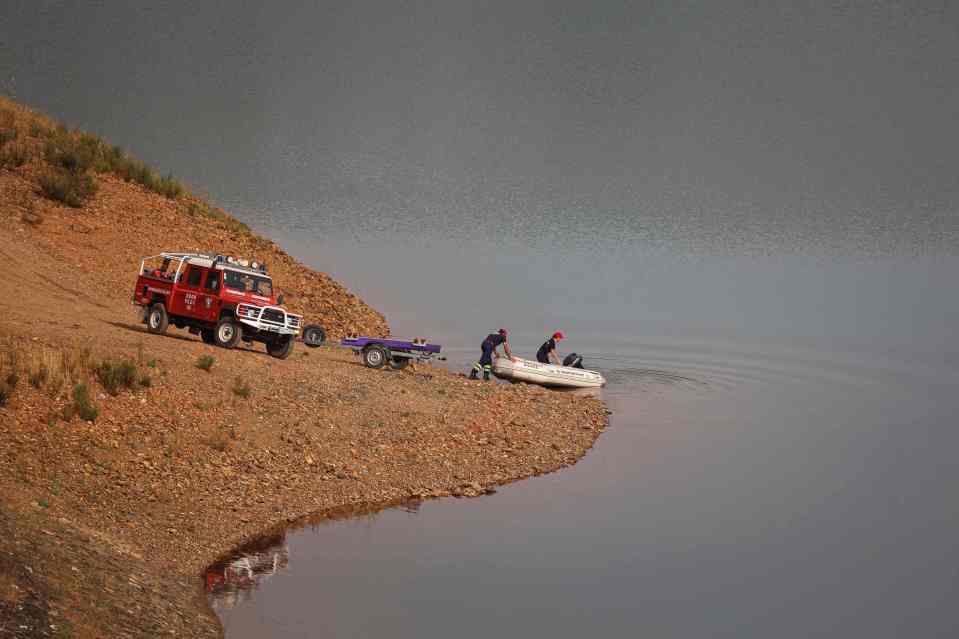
(94, 359, 138, 396)
(0, 107, 16, 147)
(64, 383, 98, 422)
(231, 377, 251, 398)
(0, 141, 29, 168)
(196, 355, 215, 372)
(1, 339, 96, 400)
(38, 169, 97, 207)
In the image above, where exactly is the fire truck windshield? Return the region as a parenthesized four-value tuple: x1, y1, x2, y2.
(223, 270, 273, 297)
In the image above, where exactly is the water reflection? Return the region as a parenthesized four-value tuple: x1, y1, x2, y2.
(206, 499, 428, 609)
(206, 533, 290, 610)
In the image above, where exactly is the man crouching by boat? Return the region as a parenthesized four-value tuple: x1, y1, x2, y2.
(536, 331, 565, 364)
(470, 328, 515, 380)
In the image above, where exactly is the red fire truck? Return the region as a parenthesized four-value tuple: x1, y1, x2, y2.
(132, 252, 302, 359)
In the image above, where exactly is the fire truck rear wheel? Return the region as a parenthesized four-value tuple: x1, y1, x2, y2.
(302, 324, 325, 347)
(146, 304, 169, 335)
(266, 336, 294, 359)
(214, 318, 241, 349)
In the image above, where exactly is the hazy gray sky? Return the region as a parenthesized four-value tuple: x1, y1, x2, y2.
(3, 1, 958, 252)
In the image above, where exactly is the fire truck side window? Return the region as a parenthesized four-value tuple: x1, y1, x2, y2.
(186, 267, 203, 287)
(204, 270, 220, 291)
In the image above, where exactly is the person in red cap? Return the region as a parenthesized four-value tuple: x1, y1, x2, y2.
(536, 331, 565, 364)
(470, 328, 514, 380)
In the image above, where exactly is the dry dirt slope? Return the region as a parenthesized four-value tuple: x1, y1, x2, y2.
(0, 94, 388, 340)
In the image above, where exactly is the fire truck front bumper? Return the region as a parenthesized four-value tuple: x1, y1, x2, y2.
(236, 304, 302, 336)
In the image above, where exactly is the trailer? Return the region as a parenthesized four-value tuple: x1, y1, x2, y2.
(342, 336, 444, 370)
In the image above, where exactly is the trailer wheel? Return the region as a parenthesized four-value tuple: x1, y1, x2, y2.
(302, 324, 325, 347)
(388, 356, 410, 370)
(200, 328, 216, 344)
(146, 304, 169, 335)
(214, 318, 241, 349)
(363, 344, 388, 369)
(266, 336, 294, 359)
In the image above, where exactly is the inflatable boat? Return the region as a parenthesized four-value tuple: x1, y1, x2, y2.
(492, 356, 606, 388)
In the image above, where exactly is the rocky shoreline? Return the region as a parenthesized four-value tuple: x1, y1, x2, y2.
(1, 343, 608, 638)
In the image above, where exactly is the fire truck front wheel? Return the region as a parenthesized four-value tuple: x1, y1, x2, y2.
(266, 336, 294, 359)
(214, 318, 241, 349)
(146, 304, 169, 335)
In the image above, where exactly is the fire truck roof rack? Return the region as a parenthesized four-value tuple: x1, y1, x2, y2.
(152, 252, 268, 274)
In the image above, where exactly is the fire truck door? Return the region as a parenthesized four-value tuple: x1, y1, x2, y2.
(201, 270, 222, 322)
(172, 265, 205, 319)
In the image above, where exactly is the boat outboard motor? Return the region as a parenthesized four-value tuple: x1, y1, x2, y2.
(563, 353, 584, 369)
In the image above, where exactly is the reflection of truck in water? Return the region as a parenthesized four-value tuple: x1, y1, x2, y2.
(205, 533, 290, 608)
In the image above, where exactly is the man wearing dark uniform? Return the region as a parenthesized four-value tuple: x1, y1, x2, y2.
(470, 328, 514, 380)
(536, 331, 564, 364)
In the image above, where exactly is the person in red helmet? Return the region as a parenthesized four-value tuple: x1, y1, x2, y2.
(470, 328, 515, 380)
(536, 331, 565, 364)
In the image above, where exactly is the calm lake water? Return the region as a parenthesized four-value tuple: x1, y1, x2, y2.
(206, 227, 959, 638)
(6, 2, 959, 636)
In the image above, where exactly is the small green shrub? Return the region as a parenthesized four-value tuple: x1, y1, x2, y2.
(196, 355, 215, 372)
(72, 382, 98, 422)
(147, 358, 157, 368)
(231, 377, 251, 398)
(29, 122, 46, 137)
(95, 359, 138, 396)
(0, 142, 28, 168)
(45, 142, 94, 173)
(38, 170, 98, 207)
(156, 174, 184, 199)
(29, 364, 48, 389)
(0, 109, 16, 147)
(37, 124, 184, 200)
(0, 380, 11, 406)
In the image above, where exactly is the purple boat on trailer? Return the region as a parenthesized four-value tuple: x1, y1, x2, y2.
(341, 336, 444, 370)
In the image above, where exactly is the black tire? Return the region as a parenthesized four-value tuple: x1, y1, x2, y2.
(266, 335, 294, 359)
(213, 317, 241, 349)
(302, 324, 325, 348)
(363, 344, 388, 369)
(388, 356, 410, 370)
(146, 303, 169, 335)
(200, 328, 216, 345)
